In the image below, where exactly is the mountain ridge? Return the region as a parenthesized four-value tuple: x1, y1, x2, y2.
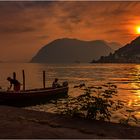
(31, 38, 121, 63)
(93, 36, 140, 63)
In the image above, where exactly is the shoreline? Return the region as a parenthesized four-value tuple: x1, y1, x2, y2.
(0, 105, 140, 139)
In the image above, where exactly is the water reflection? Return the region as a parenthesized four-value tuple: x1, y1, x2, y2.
(123, 65, 140, 124)
(2, 63, 140, 125)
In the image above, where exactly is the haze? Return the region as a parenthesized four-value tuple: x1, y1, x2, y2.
(0, 1, 140, 62)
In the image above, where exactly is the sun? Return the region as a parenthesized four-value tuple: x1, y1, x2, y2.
(136, 26, 140, 34)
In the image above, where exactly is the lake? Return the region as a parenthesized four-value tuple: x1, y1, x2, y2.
(0, 63, 140, 125)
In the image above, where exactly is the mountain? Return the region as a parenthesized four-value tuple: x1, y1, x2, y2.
(92, 40, 122, 51)
(93, 36, 140, 63)
(107, 42, 122, 51)
(31, 38, 113, 63)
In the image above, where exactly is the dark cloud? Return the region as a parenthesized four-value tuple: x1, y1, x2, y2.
(0, 26, 37, 34)
(105, 29, 127, 34)
(0, 1, 132, 34)
(0, 1, 139, 36)
(38, 35, 49, 39)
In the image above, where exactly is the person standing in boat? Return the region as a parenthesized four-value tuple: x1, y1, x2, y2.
(7, 77, 21, 92)
(52, 78, 60, 88)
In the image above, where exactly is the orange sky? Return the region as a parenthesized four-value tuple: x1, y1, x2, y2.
(0, 1, 140, 62)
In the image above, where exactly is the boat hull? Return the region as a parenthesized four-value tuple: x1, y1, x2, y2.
(0, 86, 68, 107)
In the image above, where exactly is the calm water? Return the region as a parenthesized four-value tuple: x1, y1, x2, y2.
(1, 63, 140, 125)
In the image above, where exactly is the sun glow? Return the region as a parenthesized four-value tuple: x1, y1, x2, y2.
(136, 26, 140, 34)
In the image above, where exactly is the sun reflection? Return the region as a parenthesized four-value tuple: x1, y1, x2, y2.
(134, 111, 140, 121)
(137, 94, 140, 99)
(128, 100, 132, 106)
(127, 65, 140, 108)
(129, 90, 140, 107)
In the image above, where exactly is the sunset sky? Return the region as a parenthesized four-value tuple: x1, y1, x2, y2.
(1, 1, 140, 62)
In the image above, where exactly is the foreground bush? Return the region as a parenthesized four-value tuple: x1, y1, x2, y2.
(57, 83, 124, 121)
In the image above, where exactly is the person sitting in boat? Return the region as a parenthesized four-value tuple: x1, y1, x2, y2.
(7, 77, 21, 92)
(52, 78, 60, 88)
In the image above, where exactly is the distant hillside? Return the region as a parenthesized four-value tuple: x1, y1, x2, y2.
(31, 38, 113, 63)
(107, 42, 122, 51)
(93, 36, 140, 63)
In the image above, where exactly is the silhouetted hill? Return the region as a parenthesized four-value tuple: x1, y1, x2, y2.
(31, 38, 113, 63)
(115, 36, 140, 56)
(84, 40, 122, 51)
(107, 42, 122, 51)
(94, 36, 140, 63)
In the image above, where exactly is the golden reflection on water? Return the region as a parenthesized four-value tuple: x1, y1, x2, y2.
(126, 65, 140, 122)
(2, 63, 140, 125)
(128, 100, 132, 106)
(17, 63, 140, 126)
(135, 112, 140, 119)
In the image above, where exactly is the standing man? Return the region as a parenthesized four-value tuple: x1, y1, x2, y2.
(7, 77, 21, 92)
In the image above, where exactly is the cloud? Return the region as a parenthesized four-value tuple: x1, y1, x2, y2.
(105, 29, 128, 34)
(0, 1, 140, 61)
(0, 1, 138, 36)
(38, 35, 49, 39)
(0, 26, 37, 34)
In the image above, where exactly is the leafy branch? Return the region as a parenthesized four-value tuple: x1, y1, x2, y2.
(57, 83, 124, 122)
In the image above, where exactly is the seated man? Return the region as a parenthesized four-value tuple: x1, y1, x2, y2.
(7, 77, 21, 92)
(52, 78, 60, 88)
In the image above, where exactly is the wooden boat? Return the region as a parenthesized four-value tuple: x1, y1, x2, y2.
(0, 86, 68, 107)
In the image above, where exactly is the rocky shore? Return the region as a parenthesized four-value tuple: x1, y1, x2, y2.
(0, 105, 140, 139)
